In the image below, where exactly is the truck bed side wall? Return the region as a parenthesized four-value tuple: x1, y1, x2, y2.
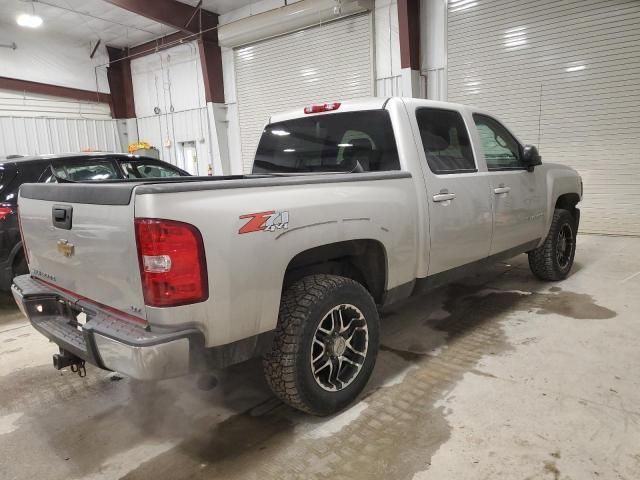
(134, 176, 419, 347)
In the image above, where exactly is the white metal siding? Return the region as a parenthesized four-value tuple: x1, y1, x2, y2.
(0, 117, 121, 157)
(137, 107, 214, 175)
(234, 14, 374, 172)
(447, 0, 640, 236)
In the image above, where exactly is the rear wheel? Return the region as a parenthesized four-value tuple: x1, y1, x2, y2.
(263, 274, 379, 415)
(528, 208, 577, 281)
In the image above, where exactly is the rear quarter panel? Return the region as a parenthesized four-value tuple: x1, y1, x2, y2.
(134, 175, 419, 347)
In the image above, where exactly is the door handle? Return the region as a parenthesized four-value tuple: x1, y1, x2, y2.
(493, 186, 511, 194)
(433, 192, 456, 202)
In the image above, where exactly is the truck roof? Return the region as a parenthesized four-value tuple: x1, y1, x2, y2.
(2, 153, 149, 164)
(268, 97, 471, 124)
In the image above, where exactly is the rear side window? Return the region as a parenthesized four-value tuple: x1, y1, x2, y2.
(49, 160, 119, 182)
(416, 108, 476, 174)
(253, 110, 400, 173)
(121, 161, 183, 179)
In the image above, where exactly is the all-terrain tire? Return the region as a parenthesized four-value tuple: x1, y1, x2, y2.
(263, 274, 379, 416)
(528, 208, 577, 281)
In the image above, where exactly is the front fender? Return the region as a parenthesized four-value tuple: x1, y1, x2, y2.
(540, 163, 582, 245)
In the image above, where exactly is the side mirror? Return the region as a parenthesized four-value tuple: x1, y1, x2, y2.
(522, 144, 542, 171)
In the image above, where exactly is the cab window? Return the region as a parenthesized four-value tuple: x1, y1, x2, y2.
(253, 110, 400, 173)
(473, 114, 523, 170)
(416, 108, 476, 174)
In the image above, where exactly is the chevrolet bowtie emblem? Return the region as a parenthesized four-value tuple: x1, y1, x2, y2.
(57, 239, 75, 257)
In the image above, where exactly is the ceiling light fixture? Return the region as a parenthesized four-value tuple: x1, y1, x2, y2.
(16, 13, 42, 28)
(16, 1, 42, 28)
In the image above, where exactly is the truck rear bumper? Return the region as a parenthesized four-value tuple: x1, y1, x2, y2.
(11, 275, 203, 380)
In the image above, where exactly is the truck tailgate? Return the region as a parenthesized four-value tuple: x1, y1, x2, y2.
(18, 185, 146, 321)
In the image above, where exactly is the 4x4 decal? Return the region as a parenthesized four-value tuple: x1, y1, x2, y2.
(239, 211, 289, 234)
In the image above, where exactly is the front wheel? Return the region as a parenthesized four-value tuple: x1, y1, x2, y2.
(263, 274, 379, 415)
(528, 208, 577, 281)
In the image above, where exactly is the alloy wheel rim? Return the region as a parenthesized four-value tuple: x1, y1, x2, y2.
(310, 304, 369, 392)
(556, 223, 574, 270)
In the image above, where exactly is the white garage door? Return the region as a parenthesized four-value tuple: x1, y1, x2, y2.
(447, 0, 640, 236)
(234, 13, 374, 173)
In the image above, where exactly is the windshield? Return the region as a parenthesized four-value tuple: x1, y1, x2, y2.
(252, 110, 400, 174)
(50, 160, 119, 182)
(120, 161, 184, 179)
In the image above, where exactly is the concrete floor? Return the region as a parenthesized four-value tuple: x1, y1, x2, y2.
(1, 234, 639, 480)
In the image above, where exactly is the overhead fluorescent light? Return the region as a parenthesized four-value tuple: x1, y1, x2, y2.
(16, 13, 43, 28)
(283, 148, 295, 152)
(566, 65, 586, 72)
(337, 143, 353, 147)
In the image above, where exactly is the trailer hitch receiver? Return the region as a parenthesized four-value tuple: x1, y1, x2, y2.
(53, 349, 86, 377)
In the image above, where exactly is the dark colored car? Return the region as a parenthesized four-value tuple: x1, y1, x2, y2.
(0, 153, 189, 290)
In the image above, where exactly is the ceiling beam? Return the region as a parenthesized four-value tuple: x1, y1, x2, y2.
(104, 1, 225, 107)
(185, 0, 203, 29)
(103, 0, 218, 41)
(0, 76, 111, 104)
(106, 47, 136, 118)
(126, 31, 193, 59)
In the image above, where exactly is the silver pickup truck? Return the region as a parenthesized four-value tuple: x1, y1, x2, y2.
(13, 97, 582, 415)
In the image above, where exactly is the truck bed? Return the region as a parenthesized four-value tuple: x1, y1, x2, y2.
(18, 170, 416, 346)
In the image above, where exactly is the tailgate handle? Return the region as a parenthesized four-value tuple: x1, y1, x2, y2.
(52, 205, 73, 230)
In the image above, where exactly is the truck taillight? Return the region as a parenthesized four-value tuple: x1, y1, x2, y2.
(134, 218, 208, 307)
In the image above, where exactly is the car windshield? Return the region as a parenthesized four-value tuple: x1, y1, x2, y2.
(50, 160, 119, 182)
(120, 161, 183, 179)
(252, 110, 400, 174)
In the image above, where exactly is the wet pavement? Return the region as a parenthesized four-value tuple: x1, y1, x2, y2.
(1, 234, 639, 479)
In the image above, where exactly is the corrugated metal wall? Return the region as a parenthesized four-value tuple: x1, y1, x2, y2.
(137, 107, 213, 175)
(130, 42, 223, 175)
(0, 116, 121, 157)
(447, 0, 640, 236)
(234, 13, 374, 172)
(0, 90, 112, 119)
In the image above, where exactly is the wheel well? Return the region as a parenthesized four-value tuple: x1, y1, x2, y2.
(555, 193, 580, 217)
(11, 242, 25, 270)
(284, 240, 387, 303)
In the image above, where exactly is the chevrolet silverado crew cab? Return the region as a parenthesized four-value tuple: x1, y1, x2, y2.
(13, 98, 582, 415)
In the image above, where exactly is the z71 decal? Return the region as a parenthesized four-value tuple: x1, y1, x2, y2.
(239, 210, 289, 234)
